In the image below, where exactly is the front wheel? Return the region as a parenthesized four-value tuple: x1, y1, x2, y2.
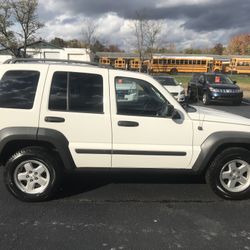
(202, 92, 210, 105)
(233, 100, 242, 106)
(206, 147, 250, 200)
(4, 147, 62, 202)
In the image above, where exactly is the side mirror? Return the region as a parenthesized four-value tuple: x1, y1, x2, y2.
(166, 104, 175, 117)
(172, 110, 181, 120)
(198, 79, 205, 84)
(233, 80, 237, 84)
(160, 103, 175, 117)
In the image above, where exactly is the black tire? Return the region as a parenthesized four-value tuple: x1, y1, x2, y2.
(170, 68, 178, 75)
(4, 147, 62, 202)
(232, 100, 241, 106)
(202, 92, 210, 105)
(206, 147, 250, 200)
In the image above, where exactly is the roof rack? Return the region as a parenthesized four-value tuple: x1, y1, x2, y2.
(3, 58, 113, 68)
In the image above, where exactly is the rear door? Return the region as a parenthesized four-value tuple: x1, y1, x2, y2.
(39, 65, 112, 168)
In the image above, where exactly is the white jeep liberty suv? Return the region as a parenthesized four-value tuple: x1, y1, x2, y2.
(1, 58, 250, 201)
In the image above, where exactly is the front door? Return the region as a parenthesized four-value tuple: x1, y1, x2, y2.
(109, 71, 193, 169)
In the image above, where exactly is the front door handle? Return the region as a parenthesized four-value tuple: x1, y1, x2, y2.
(45, 116, 65, 123)
(118, 121, 139, 127)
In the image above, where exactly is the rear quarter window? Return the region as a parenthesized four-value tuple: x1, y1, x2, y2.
(0, 70, 40, 109)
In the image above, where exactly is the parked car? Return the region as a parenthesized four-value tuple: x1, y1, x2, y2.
(187, 73, 243, 105)
(115, 79, 138, 102)
(153, 76, 185, 102)
(1, 58, 250, 201)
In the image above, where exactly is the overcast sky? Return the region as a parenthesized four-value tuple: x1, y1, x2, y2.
(37, 0, 250, 51)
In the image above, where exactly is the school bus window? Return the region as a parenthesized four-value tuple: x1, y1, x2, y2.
(176, 60, 180, 65)
(188, 60, 192, 64)
(202, 60, 206, 65)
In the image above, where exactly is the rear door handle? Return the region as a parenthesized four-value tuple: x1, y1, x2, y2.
(45, 116, 65, 123)
(118, 121, 139, 127)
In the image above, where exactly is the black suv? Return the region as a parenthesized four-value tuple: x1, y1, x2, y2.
(187, 73, 243, 105)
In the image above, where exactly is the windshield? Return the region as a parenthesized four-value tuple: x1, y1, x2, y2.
(206, 75, 234, 85)
(155, 77, 179, 86)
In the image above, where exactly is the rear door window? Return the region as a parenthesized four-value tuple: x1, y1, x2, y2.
(49, 72, 103, 113)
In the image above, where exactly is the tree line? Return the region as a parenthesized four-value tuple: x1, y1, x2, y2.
(0, 0, 249, 58)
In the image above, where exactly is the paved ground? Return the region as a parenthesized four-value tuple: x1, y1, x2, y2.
(1, 102, 250, 250)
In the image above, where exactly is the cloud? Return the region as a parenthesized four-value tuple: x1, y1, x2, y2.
(37, 0, 250, 51)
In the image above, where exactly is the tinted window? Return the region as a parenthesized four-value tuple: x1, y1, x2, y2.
(191, 74, 200, 81)
(115, 77, 167, 117)
(0, 70, 40, 109)
(49, 72, 67, 111)
(49, 72, 103, 113)
(206, 74, 234, 85)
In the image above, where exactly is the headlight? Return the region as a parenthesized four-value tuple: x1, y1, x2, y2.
(209, 87, 220, 92)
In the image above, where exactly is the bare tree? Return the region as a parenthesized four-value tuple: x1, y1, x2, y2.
(82, 18, 98, 52)
(0, 0, 43, 57)
(131, 11, 163, 67)
(0, 0, 18, 55)
(132, 11, 147, 63)
(145, 20, 162, 59)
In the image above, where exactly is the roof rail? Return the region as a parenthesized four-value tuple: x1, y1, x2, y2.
(3, 58, 112, 68)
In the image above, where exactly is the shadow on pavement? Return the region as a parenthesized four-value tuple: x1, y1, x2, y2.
(57, 169, 204, 199)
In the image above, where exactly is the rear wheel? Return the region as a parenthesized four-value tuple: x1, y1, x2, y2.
(170, 68, 178, 75)
(206, 148, 250, 200)
(4, 147, 62, 202)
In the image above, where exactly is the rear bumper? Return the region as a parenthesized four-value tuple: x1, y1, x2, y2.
(172, 93, 185, 102)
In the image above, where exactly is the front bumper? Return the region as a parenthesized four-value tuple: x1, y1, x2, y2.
(209, 92, 243, 102)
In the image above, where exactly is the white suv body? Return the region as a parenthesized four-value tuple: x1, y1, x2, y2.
(1, 60, 250, 201)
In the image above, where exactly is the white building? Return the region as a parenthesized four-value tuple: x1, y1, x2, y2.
(22, 41, 93, 62)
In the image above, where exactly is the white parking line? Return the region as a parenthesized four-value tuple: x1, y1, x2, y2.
(242, 101, 250, 105)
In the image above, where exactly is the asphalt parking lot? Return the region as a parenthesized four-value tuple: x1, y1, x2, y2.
(1, 102, 250, 250)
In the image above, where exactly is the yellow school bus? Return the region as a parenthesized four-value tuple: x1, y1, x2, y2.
(129, 58, 141, 71)
(148, 57, 213, 74)
(114, 58, 126, 70)
(212, 60, 223, 72)
(227, 58, 250, 74)
(99, 57, 110, 65)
